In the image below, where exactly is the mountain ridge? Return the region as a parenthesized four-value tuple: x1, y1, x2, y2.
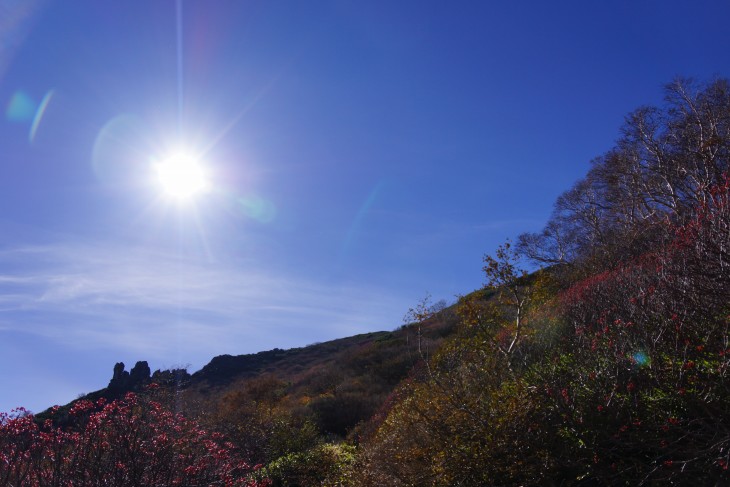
(38, 303, 462, 434)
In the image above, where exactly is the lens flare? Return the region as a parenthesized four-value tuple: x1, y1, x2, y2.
(632, 351, 650, 367)
(6, 91, 35, 121)
(29, 89, 54, 143)
(238, 195, 276, 223)
(91, 114, 146, 186)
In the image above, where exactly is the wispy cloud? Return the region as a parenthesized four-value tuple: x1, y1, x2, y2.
(0, 240, 408, 366)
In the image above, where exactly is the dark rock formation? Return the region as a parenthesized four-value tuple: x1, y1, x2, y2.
(107, 361, 151, 392)
(108, 362, 130, 391)
(130, 361, 151, 384)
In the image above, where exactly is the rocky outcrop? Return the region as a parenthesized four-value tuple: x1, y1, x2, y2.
(108, 361, 151, 392)
(130, 361, 151, 384)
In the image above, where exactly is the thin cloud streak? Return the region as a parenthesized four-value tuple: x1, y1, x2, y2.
(0, 240, 408, 362)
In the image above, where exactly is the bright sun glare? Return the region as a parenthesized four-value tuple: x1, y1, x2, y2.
(154, 151, 210, 201)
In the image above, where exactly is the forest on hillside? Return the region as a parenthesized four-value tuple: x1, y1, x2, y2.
(2, 78, 730, 486)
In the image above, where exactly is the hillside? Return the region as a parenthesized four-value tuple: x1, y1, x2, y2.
(351, 78, 730, 485)
(39, 298, 460, 435)
(6, 78, 730, 486)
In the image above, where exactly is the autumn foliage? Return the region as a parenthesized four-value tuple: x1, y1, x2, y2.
(352, 79, 730, 485)
(4, 78, 730, 485)
(0, 389, 266, 486)
(545, 178, 730, 483)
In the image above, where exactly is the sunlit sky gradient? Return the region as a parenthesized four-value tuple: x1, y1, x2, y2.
(1, 1, 730, 413)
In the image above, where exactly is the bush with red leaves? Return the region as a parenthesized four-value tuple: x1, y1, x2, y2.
(0, 390, 268, 486)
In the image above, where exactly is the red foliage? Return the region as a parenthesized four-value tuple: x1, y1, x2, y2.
(544, 177, 730, 483)
(0, 392, 268, 486)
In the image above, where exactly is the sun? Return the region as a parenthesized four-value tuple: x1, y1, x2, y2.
(153, 150, 211, 201)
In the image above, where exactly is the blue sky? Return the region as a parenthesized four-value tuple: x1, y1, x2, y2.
(1, 0, 729, 413)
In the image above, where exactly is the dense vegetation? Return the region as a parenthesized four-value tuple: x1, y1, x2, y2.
(351, 78, 730, 485)
(2, 78, 729, 485)
(0, 389, 265, 486)
(6, 318, 457, 486)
